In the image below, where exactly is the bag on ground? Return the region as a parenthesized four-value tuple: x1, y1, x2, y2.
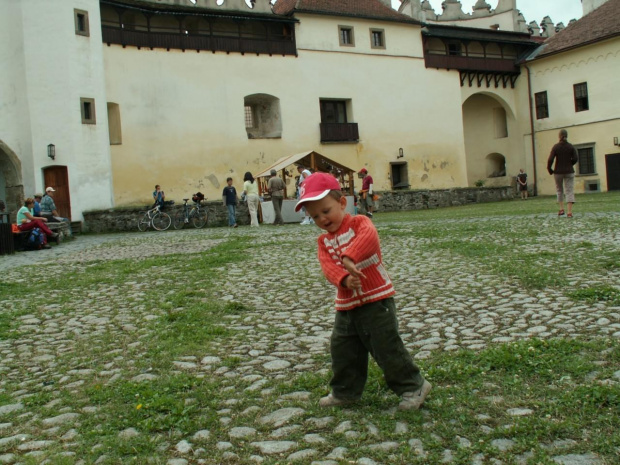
(28, 227, 45, 250)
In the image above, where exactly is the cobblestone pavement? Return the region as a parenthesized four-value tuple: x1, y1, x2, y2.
(1, 213, 619, 464)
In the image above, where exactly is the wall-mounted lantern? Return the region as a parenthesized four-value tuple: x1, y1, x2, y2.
(614, 137, 619, 146)
(47, 144, 56, 161)
(397, 147, 404, 159)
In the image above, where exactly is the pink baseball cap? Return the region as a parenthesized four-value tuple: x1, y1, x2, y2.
(295, 172, 341, 212)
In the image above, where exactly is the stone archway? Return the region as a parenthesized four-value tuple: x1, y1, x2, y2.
(0, 140, 24, 222)
(462, 93, 519, 187)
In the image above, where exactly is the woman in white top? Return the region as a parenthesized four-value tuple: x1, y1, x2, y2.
(243, 171, 260, 227)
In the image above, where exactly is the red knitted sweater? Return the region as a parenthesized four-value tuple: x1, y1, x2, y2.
(317, 214, 395, 311)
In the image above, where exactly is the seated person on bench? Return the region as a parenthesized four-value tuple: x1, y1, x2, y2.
(40, 187, 72, 235)
(17, 198, 59, 248)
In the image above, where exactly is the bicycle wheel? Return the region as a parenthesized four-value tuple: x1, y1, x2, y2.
(192, 209, 208, 228)
(173, 211, 187, 230)
(137, 213, 150, 232)
(152, 212, 172, 231)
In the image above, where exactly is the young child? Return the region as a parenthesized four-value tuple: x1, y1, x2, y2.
(295, 172, 431, 410)
(222, 177, 238, 228)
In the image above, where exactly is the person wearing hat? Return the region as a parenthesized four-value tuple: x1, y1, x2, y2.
(267, 169, 286, 226)
(295, 172, 432, 410)
(33, 193, 43, 216)
(40, 187, 72, 236)
(358, 168, 374, 218)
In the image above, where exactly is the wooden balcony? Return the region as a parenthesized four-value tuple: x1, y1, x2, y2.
(424, 53, 519, 73)
(320, 123, 359, 143)
(101, 26, 297, 56)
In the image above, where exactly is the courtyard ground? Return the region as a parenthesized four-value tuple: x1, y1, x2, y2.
(1, 193, 619, 465)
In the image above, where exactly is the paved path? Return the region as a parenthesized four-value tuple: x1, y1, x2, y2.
(1, 213, 619, 464)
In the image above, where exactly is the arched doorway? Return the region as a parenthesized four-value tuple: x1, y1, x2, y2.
(0, 141, 24, 222)
(462, 93, 518, 187)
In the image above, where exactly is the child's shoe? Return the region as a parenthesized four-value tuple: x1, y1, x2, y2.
(319, 393, 356, 408)
(399, 380, 432, 410)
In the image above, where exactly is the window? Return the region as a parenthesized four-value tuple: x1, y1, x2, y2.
(577, 146, 595, 175)
(80, 98, 96, 124)
(244, 94, 282, 139)
(319, 99, 358, 142)
(574, 82, 589, 112)
(74, 9, 90, 37)
(107, 103, 122, 144)
(535, 91, 549, 119)
(339, 26, 354, 46)
(390, 162, 409, 189)
(447, 42, 462, 56)
(244, 106, 256, 129)
(370, 29, 385, 49)
(320, 100, 348, 123)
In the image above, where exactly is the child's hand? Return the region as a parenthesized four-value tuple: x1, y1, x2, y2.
(342, 257, 366, 279)
(345, 275, 363, 292)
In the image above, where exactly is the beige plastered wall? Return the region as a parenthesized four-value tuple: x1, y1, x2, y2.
(460, 79, 532, 187)
(528, 38, 620, 194)
(104, 14, 469, 206)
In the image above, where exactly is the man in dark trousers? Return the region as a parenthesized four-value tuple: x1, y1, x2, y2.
(267, 169, 285, 225)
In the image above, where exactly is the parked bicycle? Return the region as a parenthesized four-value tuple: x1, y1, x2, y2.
(173, 192, 208, 229)
(137, 204, 172, 231)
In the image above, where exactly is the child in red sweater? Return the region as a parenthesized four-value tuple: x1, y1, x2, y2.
(296, 172, 431, 410)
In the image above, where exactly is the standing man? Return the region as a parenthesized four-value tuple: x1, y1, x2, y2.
(358, 168, 374, 218)
(40, 187, 72, 235)
(297, 165, 313, 225)
(267, 169, 285, 226)
(222, 177, 238, 228)
(547, 129, 579, 218)
(516, 169, 528, 200)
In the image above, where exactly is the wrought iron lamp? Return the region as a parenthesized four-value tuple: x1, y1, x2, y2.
(397, 148, 404, 159)
(47, 144, 55, 160)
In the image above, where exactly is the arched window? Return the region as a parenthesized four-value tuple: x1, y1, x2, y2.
(244, 94, 282, 139)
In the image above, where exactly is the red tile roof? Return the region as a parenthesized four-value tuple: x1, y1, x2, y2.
(272, 0, 420, 24)
(536, 0, 620, 58)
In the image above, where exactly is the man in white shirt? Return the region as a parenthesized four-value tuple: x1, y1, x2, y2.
(297, 165, 314, 225)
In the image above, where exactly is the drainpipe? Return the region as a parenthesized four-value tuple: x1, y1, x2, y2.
(524, 63, 538, 196)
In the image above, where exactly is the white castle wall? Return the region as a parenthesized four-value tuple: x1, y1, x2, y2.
(0, 0, 114, 219)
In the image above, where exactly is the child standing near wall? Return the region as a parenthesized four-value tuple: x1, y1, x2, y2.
(296, 172, 431, 409)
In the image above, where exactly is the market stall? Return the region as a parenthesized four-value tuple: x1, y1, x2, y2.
(255, 150, 356, 223)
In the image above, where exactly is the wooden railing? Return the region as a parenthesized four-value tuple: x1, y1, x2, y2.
(320, 123, 359, 143)
(102, 26, 297, 56)
(424, 54, 519, 73)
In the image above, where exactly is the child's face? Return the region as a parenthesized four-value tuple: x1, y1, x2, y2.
(305, 195, 347, 233)
(227, 179, 233, 186)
